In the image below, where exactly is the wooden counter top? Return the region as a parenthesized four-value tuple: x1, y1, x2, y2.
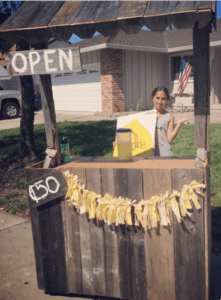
(55, 156, 197, 170)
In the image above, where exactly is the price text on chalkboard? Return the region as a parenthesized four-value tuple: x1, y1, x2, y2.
(6, 47, 82, 76)
(26, 170, 67, 208)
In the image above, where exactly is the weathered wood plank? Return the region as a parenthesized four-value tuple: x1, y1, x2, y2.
(49, 1, 83, 25)
(128, 169, 147, 300)
(94, 1, 123, 22)
(172, 169, 205, 300)
(143, 169, 175, 300)
(101, 168, 120, 298)
(193, 22, 210, 149)
(32, 42, 60, 165)
(38, 197, 67, 294)
(61, 200, 82, 294)
(204, 155, 211, 300)
(25, 168, 52, 290)
(118, 1, 147, 18)
(86, 168, 106, 297)
(72, 1, 103, 24)
(114, 168, 132, 299)
(114, 168, 146, 300)
(6, 47, 81, 76)
(79, 213, 94, 295)
(66, 167, 94, 295)
(1, 1, 64, 30)
(144, 1, 172, 16)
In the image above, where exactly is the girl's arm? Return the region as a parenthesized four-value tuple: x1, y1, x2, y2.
(167, 113, 190, 143)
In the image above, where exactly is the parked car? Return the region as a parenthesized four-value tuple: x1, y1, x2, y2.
(0, 89, 41, 119)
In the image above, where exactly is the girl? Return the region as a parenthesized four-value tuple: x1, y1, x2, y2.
(152, 86, 190, 156)
(113, 86, 190, 156)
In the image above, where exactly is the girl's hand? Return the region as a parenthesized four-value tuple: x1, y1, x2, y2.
(177, 115, 190, 126)
(113, 141, 117, 148)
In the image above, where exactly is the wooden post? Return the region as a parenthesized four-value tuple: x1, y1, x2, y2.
(193, 21, 211, 300)
(33, 42, 61, 165)
(193, 22, 211, 150)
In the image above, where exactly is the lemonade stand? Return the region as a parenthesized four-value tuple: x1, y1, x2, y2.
(1, 1, 214, 300)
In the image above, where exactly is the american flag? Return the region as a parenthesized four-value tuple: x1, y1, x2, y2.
(177, 57, 193, 96)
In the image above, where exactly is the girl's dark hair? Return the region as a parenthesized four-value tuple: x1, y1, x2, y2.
(151, 86, 170, 100)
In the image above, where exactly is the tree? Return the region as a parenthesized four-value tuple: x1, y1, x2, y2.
(0, 1, 23, 23)
(0, 1, 38, 162)
(18, 40, 38, 161)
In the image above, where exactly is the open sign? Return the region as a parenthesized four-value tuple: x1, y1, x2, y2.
(5, 47, 82, 76)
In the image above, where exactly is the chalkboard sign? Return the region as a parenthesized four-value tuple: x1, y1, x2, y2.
(26, 170, 67, 208)
(5, 47, 82, 76)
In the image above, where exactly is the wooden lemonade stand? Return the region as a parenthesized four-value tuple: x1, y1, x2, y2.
(0, 2, 215, 300)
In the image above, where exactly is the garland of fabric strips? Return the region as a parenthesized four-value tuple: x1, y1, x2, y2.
(65, 173, 206, 230)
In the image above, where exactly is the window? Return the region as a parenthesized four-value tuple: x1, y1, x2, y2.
(64, 73, 73, 76)
(89, 69, 99, 74)
(77, 69, 87, 75)
(171, 55, 193, 81)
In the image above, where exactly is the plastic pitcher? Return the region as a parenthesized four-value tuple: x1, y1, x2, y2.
(60, 137, 70, 162)
(116, 128, 138, 160)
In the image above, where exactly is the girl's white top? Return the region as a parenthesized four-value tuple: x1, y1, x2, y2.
(155, 111, 173, 157)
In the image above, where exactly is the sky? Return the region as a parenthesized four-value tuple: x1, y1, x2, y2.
(69, 1, 221, 44)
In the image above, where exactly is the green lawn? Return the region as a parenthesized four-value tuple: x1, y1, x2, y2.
(0, 121, 221, 207)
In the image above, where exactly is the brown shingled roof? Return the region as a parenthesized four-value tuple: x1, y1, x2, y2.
(70, 19, 221, 51)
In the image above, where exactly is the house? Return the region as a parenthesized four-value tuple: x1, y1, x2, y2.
(48, 19, 221, 113)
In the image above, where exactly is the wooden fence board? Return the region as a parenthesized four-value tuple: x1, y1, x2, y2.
(101, 168, 121, 298)
(143, 169, 175, 300)
(86, 168, 106, 296)
(172, 169, 205, 300)
(25, 168, 52, 290)
(38, 197, 67, 294)
(68, 167, 93, 295)
(117, 224, 132, 300)
(61, 200, 82, 294)
(79, 214, 94, 295)
(114, 169, 132, 299)
(204, 161, 211, 300)
(114, 169, 147, 300)
(128, 169, 147, 300)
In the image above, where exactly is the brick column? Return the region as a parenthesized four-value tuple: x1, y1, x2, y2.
(100, 49, 125, 112)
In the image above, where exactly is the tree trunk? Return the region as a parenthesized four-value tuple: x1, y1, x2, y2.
(18, 40, 38, 160)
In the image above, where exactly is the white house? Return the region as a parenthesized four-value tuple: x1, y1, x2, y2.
(47, 19, 221, 113)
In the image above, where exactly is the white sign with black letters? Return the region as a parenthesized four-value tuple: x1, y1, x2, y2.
(5, 47, 82, 76)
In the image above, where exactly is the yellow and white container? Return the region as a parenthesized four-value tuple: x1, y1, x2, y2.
(116, 128, 137, 160)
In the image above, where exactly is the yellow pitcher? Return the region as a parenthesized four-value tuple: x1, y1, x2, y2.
(116, 128, 138, 160)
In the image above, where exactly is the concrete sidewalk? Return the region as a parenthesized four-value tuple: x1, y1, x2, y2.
(0, 210, 221, 300)
(0, 210, 88, 300)
(0, 105, 220, 130)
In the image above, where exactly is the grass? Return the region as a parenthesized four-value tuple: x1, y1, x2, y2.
(0, 121, 221, 213)
(0, 121, 116, 159)
(0, 186, 29, 216)
(172, 123, 221, 208)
